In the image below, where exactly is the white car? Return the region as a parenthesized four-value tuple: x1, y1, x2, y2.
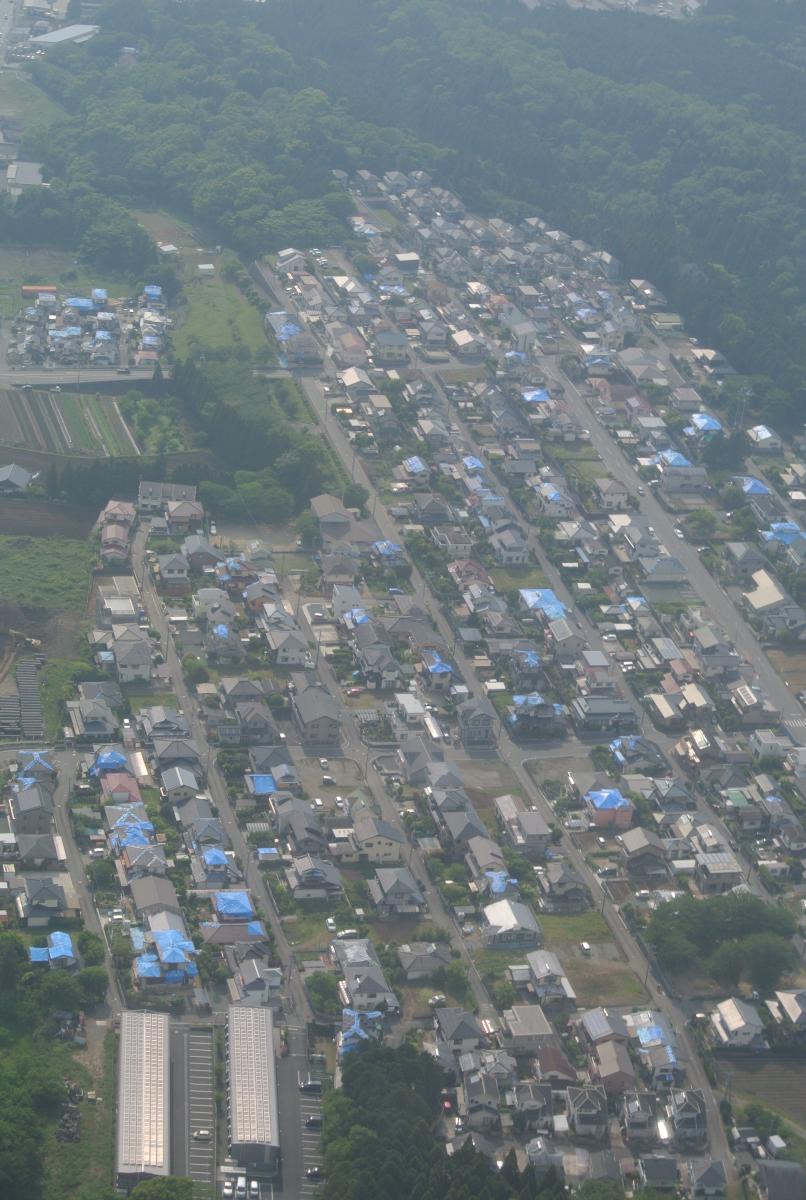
(674, 528, 685, 539)
(326, 917, 337, 932)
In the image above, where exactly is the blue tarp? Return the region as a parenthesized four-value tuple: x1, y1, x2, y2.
(91, 749, 127, 775)
(48, 931, 75, 960)
(91, 288, 107, 303)
(423, 650, 451, 674)
(514, 650, 541, 669)
(276, 321, 302, 342)
(654, 449, 692, 469)
(344, 607, 370, 625)
(94, 330, 112, 342)
(203, 847, 228, 867)
(143, 284, 162, 299)
(152, 928, 196, 965)
(247, 921, 267, 938)
(690, 412, 722, 433)
(761, 522, 806, 546)
(403, 455, 427, 474)
(505, 350, 526, 361)
(214, 891, 255, 919)
(513, 692, 546, 709)
(519, 588, 567, 620)
(246, 773, 277, 796)
(586, 787, 631, 811)
(463, 455, 484, 473)
(339, 1007, 383, 1058)
(213, 623, 230, 638)
(735, 476, 770, 496)
(485, 870, 517, 895)
(135, 954, 161, 978)
(372, 540, 403, 558)
(29, 947, 49, 963)
(65, 297, 95, 311)
(522, 388, 550, 404)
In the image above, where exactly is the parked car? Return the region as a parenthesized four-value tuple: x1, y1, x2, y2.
(299, 1078, 323, 1093)
(305, 1115, 323, 1129)
(325, 917, 336, 932)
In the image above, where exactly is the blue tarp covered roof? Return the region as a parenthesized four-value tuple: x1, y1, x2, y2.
(344, 607, 370, 625)
(512, 692, 546, 709)
(246, 773, 277, 796)
(19, 749, 57, 773)
(485, 870, 517, 895)
(90, 749, 127, 775)
(91, 288, 107, 302)
(654, 449, 692, 468)
(762, 521, 806, 546)
(29, 947, 49, 963)
(48, 931, 75, 959)
(153, 928, 196, 964)
(403, 455, 427, 474)
(463, 455, 484, 472)
(143, 284, 162, 297)
(522, 388, 550, 404)
(203, 847, 228, 867)
(65, 297, 95, 310)
(734, 475, 770, 496)
(519, 588, 567, 620)
(214, 891, 255, 918)
(423, 650, 451, 674)
(135, 954, 161, 978)
(586, 787, 631, 810)
(276, 321, 302, 342)
(372, 540, 403, 557)
(514, 650, 541, 668)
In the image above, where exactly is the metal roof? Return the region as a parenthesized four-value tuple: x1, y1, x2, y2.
(227, 1006, 279, 1151)
(116, 1011, 170, 1179)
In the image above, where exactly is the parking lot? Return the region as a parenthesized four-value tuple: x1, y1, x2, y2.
(297, 1068, 325, 1200)
(171, 1024, 216, 1185)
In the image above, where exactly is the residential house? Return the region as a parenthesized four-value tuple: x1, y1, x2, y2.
(462, 1072, 501, 1130)
(335, 939, 399, 1014)
(113, 625, 152, 682)
(10, 784, 53, 835)
(595, 477, 629, 510)
(152, 737, 201, 772)
(267, 628, 308, 667)
(524, 950, 576, 1007)
(352, 814, 405, 863)
(490, 529, 529, 565)
(368, 867, 425, 917)
(584, 787, 634, 830)
(502, 1004, 555, 1053)
(710, 998, 764, 1047)
(537, 861, 589, 913)
(507, 1083, 554, 1131)
(482, 898, 542, 949)
(397, 941, 452, 982)
(138, 480, 197, 514)
(285, 854, 342, 900)
(494, 793, 551, 860)
(695, 850, 743, 894)
(639, 1157, 679, 1192)
(620, 827, 668, 879)
(688, 1160, 727, 1198)
(668, 1089, 707, 1144)
(457, 697, 497, 747)
(161, 766, 198, 805)
(567, 1086, 608, 1139)
(595, 1039, 635, 1096)
(773, 989, 806, 1032)
(570, 696, 638, 735)
(165, 499, 204, 532)
(291, 683, 341, 745)
(435, 1007, 486, 1055)
(130, 875, 181, 919)
(621, 1092, 659, 1143)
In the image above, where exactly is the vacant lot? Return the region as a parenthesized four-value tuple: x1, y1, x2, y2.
(0, 502, 95, 539)
(722, 1056, 806, 1134)
(541, 911, 610, 947)
(489, 564, 549, 593)
(0, 535, 93, 610)
(565, 958, 648, 1007)
(768, 649, 806, 691)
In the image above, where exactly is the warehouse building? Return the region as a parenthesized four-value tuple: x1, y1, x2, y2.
(116, 1011, 171, 1190)
(227, 1005, 280, 1172)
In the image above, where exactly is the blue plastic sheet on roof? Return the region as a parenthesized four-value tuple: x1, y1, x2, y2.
(519, 588, 567, 620)
(92, 749, 127, 774)
(141, 334, 160, 346)
(15, 775, 38, 790)
(515, 650, 541, 668)
(505, 350, 526, 360)
(637, 1025, 667, 1047)
(247, 773, 277, 795)
(424, 651, 451, 674)
(340, 1007, 383, 1057)
(48, 931, 74, 959)
(130, 928, 145, 952)
(135, 953, 161, 978)
(486, 870, 517, 895)
(65, 297, 95, 311)
(345, 607, 370, 625)
(522, 387, 550, 404)
(19, 751, 56, 774)
(214, 891, 254, 918)
(94, 330, 112, 342)
(586, 787, 630, 810)
(403, 455, 427, 474)
(153, 928, 196, 964)
(29, 947, 49, 963)
(247, 921, 267, 938)
(655, 449, 691, 468)
(513, 692, 546, 709)
(112, 826, 151, 850)
(203, 847, 228, 867)
(91, 288, 107, 302)
(762, 521, 805, 546)
(463, 455, 484, 472)
(213, 623, 230, 638)
(372, 540, 403, 557)
(690, 412, 722, 433)
(275, 321, 302, 342)
(735, 476, 770, 496)
(143, 284, 162, 298)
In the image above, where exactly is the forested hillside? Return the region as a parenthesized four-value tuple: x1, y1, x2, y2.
(20, 0, 806, 423)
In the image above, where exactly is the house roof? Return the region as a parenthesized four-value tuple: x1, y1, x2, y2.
(436, 1007, 483, 1042)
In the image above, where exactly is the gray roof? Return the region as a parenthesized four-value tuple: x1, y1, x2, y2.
(130, 875, 180, 915)
(436, 1007, 483, 1043)
(294, 685, 339, 724)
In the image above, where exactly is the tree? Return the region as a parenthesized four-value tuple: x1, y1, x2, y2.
(182, 656, 209, 686)
(342, 482, 369, 514)
(307, 970, 341, 1016)
(77, 930, 106, 966)
(295, 510, 320, 549)
(130, 1179, 194, 1200)
(743, 933, 795, 991)
(77, 966, 109, 1007)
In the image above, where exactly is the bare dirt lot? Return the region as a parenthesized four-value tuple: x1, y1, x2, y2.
(0, 501, 96, 539)
(768, 649, 806, 691)
(717, 1055, 806, 1132)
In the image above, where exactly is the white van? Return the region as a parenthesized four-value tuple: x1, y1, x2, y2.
(236, 1177, 247, 1200)
(579, 942, 592, 956)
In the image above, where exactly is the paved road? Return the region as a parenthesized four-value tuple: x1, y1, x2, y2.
(171, 1024, 216, 1185)
(0, 367, 155, 386)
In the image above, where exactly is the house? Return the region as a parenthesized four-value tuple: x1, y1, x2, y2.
(567, 1085, 608, 1139)
(579, 1008, 630, 1046)
(501, 1004, 555, 1053)
(535, 1043, 577, 1088)
(0, 463, 33, 493)
(121, 843, 167, 879)
(285, 854, 342, 900)
(584, 787, 634, 830)
(595, 476, 631, 511)
(695, 850, 743, 894)
(130, 875, 181, 918)
(431, 525, 474, 559)
(462, 1072, 501, 1130)
(156, 553, 189, 592)
(10, 784, 53, 835)
(182, 535, 222, 571)
(277, 801, 326, 856)
(291, 683, 340, 745)
(620, 827, 668, 879)
(688, 1160, 727, 1198)
(757, 1161, 806, 1200)
(138, 480, 197, 514)
(230, 958, 277, 1007)
(334, 938, 399, 1014)
(161, 765, 198, 805)
(490, 529, 529, 566)
(457, 697, 497, 747)
(537, 861, 588, 913)
(494, 793, 551, 860)
(535, 481, 576, 520)
(773, 989, 806, 1032)
(311, 493, 352, 542)
(546, 618, 586, 663)
(234, 701, 277, 744)
(524, 950, 576, 1007)
(352, 814, 405, 863)
(368, 867, 425, 917)
(165, 499, 204, 532)
(16, 834, 61, 869)
(571, 696, 638, 735)
(725, 542, 767, 582)
(113, 626, 152, 682)
(668, 1089, 707, 1143)
(710, 997, 764, 1047)
(639, 1156, 679, 1192)
(267, 628, 308, 667)
(152, 737, 201, 771)
(19, 876, 67, 926)
(621, 1092, 659, 1143)
(506, 1083, 554, 1131)
(482, 898, 541, 949)
(595, 1039, 635, 1096)
(435, 1007, 486, 1054)
(397, 941, 452, 982)
(219, 677, 266, 708)
(139, 705, 189, 742)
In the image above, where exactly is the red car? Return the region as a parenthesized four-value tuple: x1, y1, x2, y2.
(347, 686, 363, 697)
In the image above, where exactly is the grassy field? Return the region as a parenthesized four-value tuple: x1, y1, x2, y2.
(489, 564, 549, 593)
(42, 1030, 116, 1200)
(0, 536, 93, 609)
(83, 395, 138, 456)
(565, 959, 648, 1007)
(173, 275, 267, 358)
(40, 657, 91, 738)
(541, 911, 611, 946)
(121, 688, 177, 712)
(0, 71, 63, 124)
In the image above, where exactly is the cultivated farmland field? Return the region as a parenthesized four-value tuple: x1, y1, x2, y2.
(0, 388, 139, 457)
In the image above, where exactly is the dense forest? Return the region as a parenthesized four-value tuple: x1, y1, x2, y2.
(15, 0, 806, 425)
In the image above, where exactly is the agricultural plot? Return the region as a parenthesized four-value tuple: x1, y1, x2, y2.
(0, 388, 138, 457)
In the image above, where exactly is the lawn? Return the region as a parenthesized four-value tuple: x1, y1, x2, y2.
(565, 959, 648, 1007)
(42, 1030, 116, 1200)
(541, 912, 611, 946)
(0, 536, 93, 610)
(121, 688, 177, 712)
(173, 275, 268, 358)
(0, 72, 63, 124)
(0, 246, 131, 319)
(40, 657, 92, 738)
(490, 564, 549, 593)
